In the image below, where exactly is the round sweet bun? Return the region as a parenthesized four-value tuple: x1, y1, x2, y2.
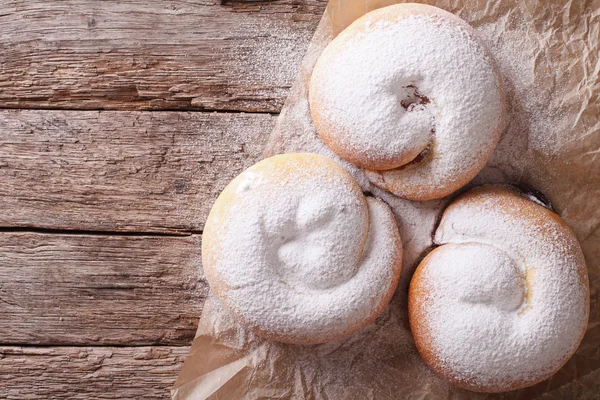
(309, 3, 505, 201)
(202, 153, 403, 344)
(408, 185, 589, 392)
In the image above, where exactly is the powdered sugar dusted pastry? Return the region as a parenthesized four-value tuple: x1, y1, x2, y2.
(408, 185, 589, 392)
(309, 4, 504, 201)
(202, 153, 403, 344)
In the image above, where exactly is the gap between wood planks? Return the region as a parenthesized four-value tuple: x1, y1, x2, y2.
(0, 105, 281, 117)
(0, 226, 201, 237)
(0, 343, 183, 348)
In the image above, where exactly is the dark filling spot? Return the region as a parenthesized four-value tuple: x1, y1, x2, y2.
(391, 136, 434, 172)
(410, 141, 432, 164)
(509, 184, 555, 212)
(400, 85, 430, 111)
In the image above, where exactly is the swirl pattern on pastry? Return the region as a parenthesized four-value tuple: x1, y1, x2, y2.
(408, 185, 589, 392)
(309, 4, 505, 200)
(202, 153, 403, 344)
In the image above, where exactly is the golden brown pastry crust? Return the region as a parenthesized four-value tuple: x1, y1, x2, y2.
(310, 3, 505, 201)
(203, 153, 403, 344)
(408, 185, 589, 392)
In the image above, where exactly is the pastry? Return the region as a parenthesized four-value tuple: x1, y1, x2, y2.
(408, 185, 589, 392)
(309, 4, 505, 200)
(202, 153, 403, 344)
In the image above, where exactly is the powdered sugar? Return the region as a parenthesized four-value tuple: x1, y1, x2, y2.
(414, 187, 589, 390)
(309, 6, 504, 200)
(202, 153, 402, 344)
(188, 1, 599, 397)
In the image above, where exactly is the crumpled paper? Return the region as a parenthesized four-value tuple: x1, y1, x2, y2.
(173, 0, 600, 398)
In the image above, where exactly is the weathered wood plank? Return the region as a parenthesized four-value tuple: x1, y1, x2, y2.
(0, 109, 272, 232)
(0, 232, 205, 346)
(0, 346, 188, 399)
(0, 0, 325, 112)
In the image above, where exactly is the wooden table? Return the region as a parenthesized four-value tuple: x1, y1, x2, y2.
(0, 1, 325, 398)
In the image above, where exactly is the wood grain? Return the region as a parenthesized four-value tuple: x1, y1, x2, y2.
(0, 232, 205, 346)
(0, 345, 188, 399)
(0, 0, 325, 112)
(0, 109, 272, 232)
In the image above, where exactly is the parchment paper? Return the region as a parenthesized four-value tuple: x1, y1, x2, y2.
(173, 1, 600, 398)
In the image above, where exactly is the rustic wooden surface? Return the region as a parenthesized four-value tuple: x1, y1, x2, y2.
(0, 346, 190, 399)
(0, 0, 324, 112)
(0, 110, 272, 232)
(0, 0, 326, 398)
(0, 232, 205, 346)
